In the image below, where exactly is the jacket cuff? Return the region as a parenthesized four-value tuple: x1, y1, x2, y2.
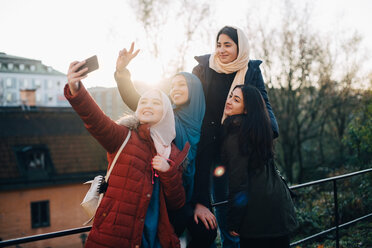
(64, 82, 88, 104)
(227, 207, 241, 232)
(192, 193, 210, 208)
(114, 68, 131, 80)
(157, 161, 178, 181)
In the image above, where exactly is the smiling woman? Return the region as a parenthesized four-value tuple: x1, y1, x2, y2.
(64, 59, 187, 247)
(224, 86, 245, 116)
(216, 33, 239, 64)
(170, 74, 189, 105)
(136, 90, 164, 125)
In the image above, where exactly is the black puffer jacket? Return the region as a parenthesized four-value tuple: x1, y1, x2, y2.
(222, 116, 297, 238)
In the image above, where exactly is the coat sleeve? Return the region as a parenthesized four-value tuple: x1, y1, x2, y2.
(192, 55, 211, 207)
(157, 160, 186, 210)
(64, 83, 128, 153)
(225, 135, 250, 233)
(114, 69, 141, 111)
(254, 68, 279, 138)
(192, 146, 212, 207)
(192, 63, 205, 84)
(192, 55, 209, 91)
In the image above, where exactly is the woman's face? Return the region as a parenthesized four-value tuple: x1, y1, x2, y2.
(170, 74, 189, 106)
(224, 87, 245, 116)
(137, 91, 163, 126)
(216, 33, 238, 64)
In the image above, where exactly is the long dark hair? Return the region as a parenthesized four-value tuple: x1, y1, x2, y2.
(227, 85, 274, 167)
(216, 26, 239, 54)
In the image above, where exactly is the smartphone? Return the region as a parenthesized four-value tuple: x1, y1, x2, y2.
(77, 55, 99, 76)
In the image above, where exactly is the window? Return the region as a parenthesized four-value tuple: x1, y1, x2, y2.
(31, 201, 50, 228)
(34, 79, 41, 88)
(6, 92, 15, 102)
(6, 78, 14, 88)
(30, 65, 36, 71)
(19, 64, 25, 70)
(47, 80, 53, 89)
(14, 145, 54, 179)
(22, 79, 29, 88)
(47, 92, 54, 102)
(8, 63, 14, 70)
(36, 92, 41, 102)
(20, 147, 46, 170)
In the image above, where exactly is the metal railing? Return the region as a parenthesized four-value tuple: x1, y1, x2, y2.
(288, 167, 372, 247)
(0, 168, 371, 248)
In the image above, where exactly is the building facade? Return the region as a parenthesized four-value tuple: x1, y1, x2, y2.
(0, 107, 107, 247)
(87, 86, 132, 120)
(0, 52, 68, 107)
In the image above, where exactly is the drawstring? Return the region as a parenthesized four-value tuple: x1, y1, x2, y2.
(151, 168, 155, 184)
(151, 167, 159, 185)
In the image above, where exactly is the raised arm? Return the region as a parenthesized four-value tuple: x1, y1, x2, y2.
(192, 55, 209, 93)
(254, 67, 279, 138)
(114, 42, 141, 111)
(66, 61, 128, 153)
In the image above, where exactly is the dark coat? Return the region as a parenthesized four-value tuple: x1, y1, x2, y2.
(192, 54, 279, 207)
(64, 84, 188, 248)
(222, 116, 297, 238)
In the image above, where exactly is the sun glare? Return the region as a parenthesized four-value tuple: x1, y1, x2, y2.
(130, 58, 163, 86)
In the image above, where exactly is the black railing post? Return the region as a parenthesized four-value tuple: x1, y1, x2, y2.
(333, 180, 339, 248)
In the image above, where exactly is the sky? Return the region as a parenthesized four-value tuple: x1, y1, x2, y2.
(1, 0, 372, 88)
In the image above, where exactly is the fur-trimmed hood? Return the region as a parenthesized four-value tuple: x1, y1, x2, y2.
(116, 114, 140, 130)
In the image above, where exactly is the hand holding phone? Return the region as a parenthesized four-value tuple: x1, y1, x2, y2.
(77, 55, 99, 76)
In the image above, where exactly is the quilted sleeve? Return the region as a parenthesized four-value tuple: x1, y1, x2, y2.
(64, 83, 128, 153)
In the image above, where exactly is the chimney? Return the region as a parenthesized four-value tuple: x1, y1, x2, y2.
(20, 89, 36, 107)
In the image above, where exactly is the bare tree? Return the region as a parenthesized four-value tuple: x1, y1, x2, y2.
(245, 1, 366, 183)
(171, 0, 211, 73)
(130, 0, 170, 59)
(130, 0, 212, 78)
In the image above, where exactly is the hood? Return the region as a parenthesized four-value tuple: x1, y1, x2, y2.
(116, 115, 140, 130)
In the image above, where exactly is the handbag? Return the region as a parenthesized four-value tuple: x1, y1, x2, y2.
(81, 130, 131, 225)
(272, 161, 297, 198)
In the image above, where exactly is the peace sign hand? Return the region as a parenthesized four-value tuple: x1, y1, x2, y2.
(116, 42, 140, 72)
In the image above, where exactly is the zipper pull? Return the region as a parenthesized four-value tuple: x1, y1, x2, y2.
(151, 167, 155, 184)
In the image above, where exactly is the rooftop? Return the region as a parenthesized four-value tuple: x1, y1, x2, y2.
(0, 52, 65, 76)
(0, 106, 107, 190)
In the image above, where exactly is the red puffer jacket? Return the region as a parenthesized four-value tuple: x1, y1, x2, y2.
(64, 84, 187, 248)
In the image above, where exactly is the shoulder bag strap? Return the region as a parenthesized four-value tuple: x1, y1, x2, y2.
(105, 130, 131, 182)
(271, 160, 297, 198)
(83, 131, 131, 225)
